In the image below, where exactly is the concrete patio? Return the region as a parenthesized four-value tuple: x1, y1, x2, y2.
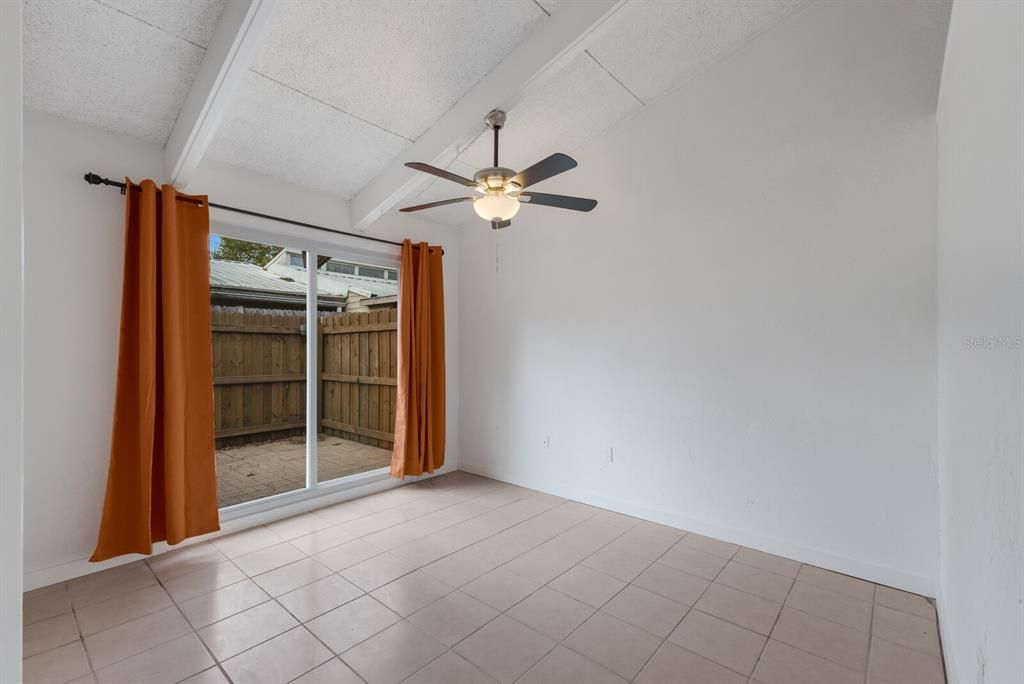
(216, 436, 392, 508)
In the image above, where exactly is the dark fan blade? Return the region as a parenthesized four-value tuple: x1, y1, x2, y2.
(509, 153, 577, 189)
(491, 219, 511, 230)
(520, 191, 597, 212)
(399, 197, 475, 212)
(405, 162, 481, 189)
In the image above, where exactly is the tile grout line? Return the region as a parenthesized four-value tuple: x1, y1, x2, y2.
(146, 565, 232, 684)
(627, 542, 743, 683)
(750, 580, 888, 680)
(758, 571, 944, 680)
(72, 601, 101, 683)
(30, 539, 925, 681)
(755, 589, 934, 681)
(215, 484, 510, 680)
(388, 505, 647, 683)
(641, 544, 778, 677)
(448, 509, 633, 637)
(500, 512, 652, 682)
(195, 486, 474, 682)
(518, 532, 721, 682)
(781, 579, 883, 633)
(67, 528, 735, 682)
(75, 481, 448, 679)
(686, 569, 885, 676)
(200, 477, 547, 681)
(332, 477, 570, 683)
(863, 584, 877, 684)
(165, 480, 483, 608)
(26, 476, 490, 680)
(441, 507, 647, 684)
(746, 560, 803, 684)
(65, 563, 217, 682)
(224, 477, 505, 683)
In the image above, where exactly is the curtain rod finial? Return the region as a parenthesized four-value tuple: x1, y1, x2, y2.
(84, 172, 103, 185)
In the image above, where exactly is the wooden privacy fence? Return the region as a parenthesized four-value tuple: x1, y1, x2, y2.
(212, 307, 398, 449)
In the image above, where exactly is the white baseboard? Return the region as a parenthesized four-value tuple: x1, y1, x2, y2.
(24, 465, 453, 591)
(461, 461, 937, 598)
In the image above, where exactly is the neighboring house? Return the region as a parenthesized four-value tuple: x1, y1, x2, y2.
(210, 249, 398, 311)
(265, 249, 399, 282)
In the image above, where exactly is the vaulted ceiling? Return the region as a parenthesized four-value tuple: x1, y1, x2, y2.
(23, 0, 227, 144)
(23, 0, 806, 227)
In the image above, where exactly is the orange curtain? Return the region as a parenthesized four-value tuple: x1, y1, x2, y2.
(91, 179, 219, 561)
(390, 240, 446, 478)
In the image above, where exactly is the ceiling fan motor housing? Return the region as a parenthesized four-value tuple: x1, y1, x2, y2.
(474, 167, 520, 194)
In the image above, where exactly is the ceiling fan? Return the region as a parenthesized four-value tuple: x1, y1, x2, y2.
(399, 110, 597, 229)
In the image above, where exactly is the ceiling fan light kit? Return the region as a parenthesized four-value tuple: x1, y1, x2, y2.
(400, 109, 598, 230)
(473, 187, 520, 222)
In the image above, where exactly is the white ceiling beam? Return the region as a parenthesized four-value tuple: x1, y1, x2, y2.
(349, 0, 628, 232)
(166, 0, 278, 189)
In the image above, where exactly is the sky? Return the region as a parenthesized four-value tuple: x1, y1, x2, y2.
(209, 234, 222, 252)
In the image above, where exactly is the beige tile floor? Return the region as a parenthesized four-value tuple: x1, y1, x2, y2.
(23, 472, 947, 684)
(217, 437, 393, 508)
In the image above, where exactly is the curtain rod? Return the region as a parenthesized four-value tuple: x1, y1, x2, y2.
(83, 172, 414, 250)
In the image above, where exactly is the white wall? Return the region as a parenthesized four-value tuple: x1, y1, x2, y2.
(936, 2, 1024, 682)
(0, 1, 24, 680)
(188, 159, 353, 232)
(459, 0, 949, 595)
(23, 112, 165, 581)
(22, 112, 460, 585)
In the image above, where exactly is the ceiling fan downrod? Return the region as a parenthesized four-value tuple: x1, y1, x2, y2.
(485, 109, 506, 168)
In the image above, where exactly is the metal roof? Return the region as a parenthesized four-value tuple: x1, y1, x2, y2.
(267, 263, 398, 298)
(210, 260, 397, 299)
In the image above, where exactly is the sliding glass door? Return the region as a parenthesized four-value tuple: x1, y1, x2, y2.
(316, 268, 398, 484)
(208, 233, 399, 512)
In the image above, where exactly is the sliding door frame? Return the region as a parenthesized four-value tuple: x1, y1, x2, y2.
(212, 217, 401, 522)
(306, 259, 318, 490)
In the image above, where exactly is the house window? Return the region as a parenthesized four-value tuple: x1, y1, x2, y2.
(357, 266, 386, 279)
(289, 253, 304, 267)
(325, 261, 355, 275)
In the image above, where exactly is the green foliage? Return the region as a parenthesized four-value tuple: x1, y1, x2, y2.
(212, 238, 281, 267)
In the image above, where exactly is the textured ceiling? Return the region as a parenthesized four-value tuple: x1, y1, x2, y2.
(206, 0, 548, 200)
(424, 0, 806, 226)
(97, 0, 225, 47)
(22, 0, 225, 144)
(405, 49, 644, 226)
(22, 0, 808, 214)
(203, 1, 548, 200)
(587, 0, 806, 104)
(457, 51, 643, 173)
(250, 0, 548, 142)
(205, 71, 410, 198)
